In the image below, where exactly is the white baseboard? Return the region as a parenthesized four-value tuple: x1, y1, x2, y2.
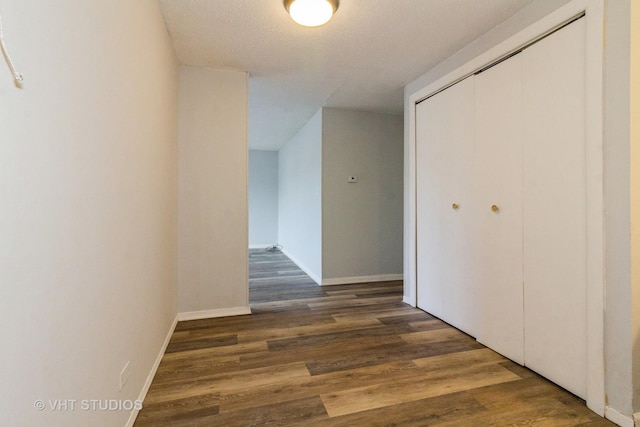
(321, 274, 403, 286)
(604, 406, 634, 427)
(125, 313, 178, 427)
(177, 306, 252, 321)
(249, 244, 274, 249)
(281, 249, 321, 285)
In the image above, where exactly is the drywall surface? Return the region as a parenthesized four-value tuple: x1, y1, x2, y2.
(178, 66, 249, 313)
(603, 0, 633, 416)
(0, 1, 178, 425)
(278, 109, 323, 282)
(631, 0, 640, 414)
(249, 150, 279, 247)
(404, 0, 572, 97)
(322, 108, 403, 280)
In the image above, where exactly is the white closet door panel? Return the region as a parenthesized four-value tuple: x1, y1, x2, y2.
(522, 19, 587, 398)
(439, 78, 476, 336)
(416, 97, 446, 319)
(474, 55, 524, 364)
(416, 77, 475, 328)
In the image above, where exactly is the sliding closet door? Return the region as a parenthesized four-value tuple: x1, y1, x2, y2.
(474, 55, 524, 364)
(416, 97, 445, 319)
(440, 78, 476, 336)
(522, 18, 586, 398)
(416, 77, 475, 333)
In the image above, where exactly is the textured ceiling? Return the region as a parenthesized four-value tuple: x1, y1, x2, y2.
(158, 0, 535, 150)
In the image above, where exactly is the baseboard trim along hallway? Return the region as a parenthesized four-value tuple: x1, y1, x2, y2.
(177, 307, 252, 322)
(126, 314, 178, 427)
(321, 274, 403, 286)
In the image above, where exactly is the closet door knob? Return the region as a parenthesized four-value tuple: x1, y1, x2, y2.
(491, 205, 499, 213)
(452, 203, 459, 210)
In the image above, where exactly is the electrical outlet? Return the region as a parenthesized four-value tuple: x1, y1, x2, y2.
(119, 361, 130, 391)
(348, 176, 358, 183)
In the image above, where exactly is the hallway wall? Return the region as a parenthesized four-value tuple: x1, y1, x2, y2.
(0, 1, 179, 425)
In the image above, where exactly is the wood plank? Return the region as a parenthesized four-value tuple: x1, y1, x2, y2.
(306, 339, 484, 376)
(330, 307, 429, 322)
(237, 318, 383, 343)
(220, 349, 502, 414)
(135, 393, 220, 426)
(160, 341, 268, 362)
(219, 359, 419, 413)
(307, 295, 402, 309)
(144, 361, 310, 405)
(165, 334, 237, 353)
(200, 396, 328, 427)
(400, 327, 472, 345)
(320, 362, 521, 417)
(303, 391, 486, 427)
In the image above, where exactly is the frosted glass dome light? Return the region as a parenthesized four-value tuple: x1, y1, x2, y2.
(284, 0, 339, 27)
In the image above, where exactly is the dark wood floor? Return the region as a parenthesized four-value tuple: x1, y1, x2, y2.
(135, 249, 614, 426)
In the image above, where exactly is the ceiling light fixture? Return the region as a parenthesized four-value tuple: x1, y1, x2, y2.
(284, 0, 339, 27)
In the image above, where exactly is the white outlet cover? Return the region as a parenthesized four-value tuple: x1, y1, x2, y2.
(348, 176, 358, 183)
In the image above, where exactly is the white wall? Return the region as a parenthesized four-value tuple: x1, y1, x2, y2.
(249, 150, 279, 247)
(631, 0, 640, 413)
(178, 66, 249, 315)
(322, 108, 403, 281)
(603, 0, 635, 417)
(278, 109, 323, 283)
(0, 1, 178, 426)
(404, 0, 572, 97)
